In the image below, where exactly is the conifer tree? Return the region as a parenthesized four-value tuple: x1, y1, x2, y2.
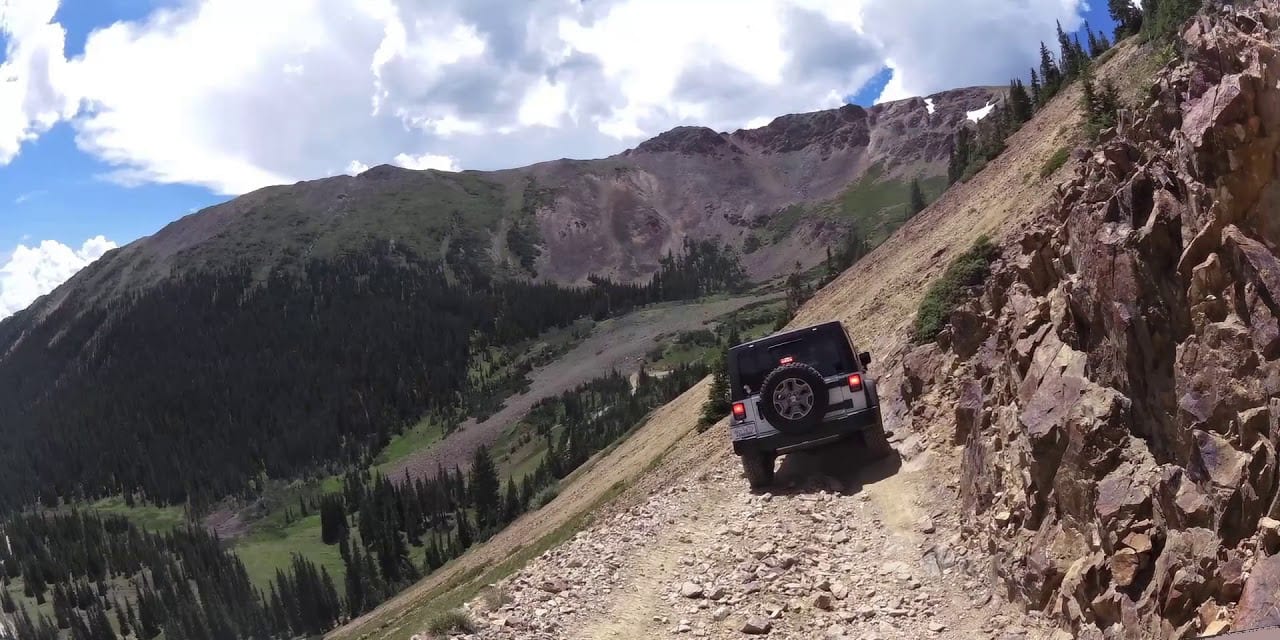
(908, 179, 927, 217)
(115, 598, 131, 637)
(454, 509, 473, 551)
(1109, 0, 1143, 37)
(700, 350, 731, 427)
(1039, 42, 1062, 99)
(502, 479, 521, 524)
(469, 446, 501, 531)
(1008, 79, 1033, 124)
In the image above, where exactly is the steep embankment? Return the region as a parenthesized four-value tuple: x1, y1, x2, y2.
(329, 36, 1158, 640)
(896, 4, 1280, 637)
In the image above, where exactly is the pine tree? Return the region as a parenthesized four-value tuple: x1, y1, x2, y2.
(1007, 79, 1033, 124)
(1029, 69, 1043, 110)
(469, 446, 501, 531)
(948, 126, 973, 184)
(1096, 31, 1111, 53)
(700, 350, 731, 427)
(1143, 0, 1200, 43)
(90, 605, 116, 640)
(1056, 22, 1081, 80)
(1081, 68, 1121, 139)
(1109, 0, 1143, 37)
(1039, 42, 1062, 99)
(908, 179, 926, 217)
(501, 479, 522, 524)
(114, 598, 131, 637)
(0, 589, 15, 614)
(454, 509, 473, 551)
(320, 494, 348, 545)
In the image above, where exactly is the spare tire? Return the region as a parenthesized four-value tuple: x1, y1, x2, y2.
(759, 362, 828, 432)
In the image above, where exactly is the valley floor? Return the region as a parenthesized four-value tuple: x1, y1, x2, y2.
(387, 293, 778, 483)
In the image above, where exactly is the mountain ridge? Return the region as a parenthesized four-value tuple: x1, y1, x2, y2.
(7, 85, 1000, 329)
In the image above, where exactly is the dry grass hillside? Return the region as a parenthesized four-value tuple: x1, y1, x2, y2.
(328, 39, 1159, 640)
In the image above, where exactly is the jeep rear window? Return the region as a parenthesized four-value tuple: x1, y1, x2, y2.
(730, 326, 856, 399)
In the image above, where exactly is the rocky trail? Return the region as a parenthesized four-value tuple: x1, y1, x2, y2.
(462, 434, 1061, 640)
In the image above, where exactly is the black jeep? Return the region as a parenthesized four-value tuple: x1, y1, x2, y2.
(724, 320, 892, 489)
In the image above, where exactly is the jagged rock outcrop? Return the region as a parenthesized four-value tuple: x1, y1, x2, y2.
(898, 3, 1280, 637)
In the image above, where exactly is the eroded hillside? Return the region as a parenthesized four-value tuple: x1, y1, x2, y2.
(897, 3, 1280, 636)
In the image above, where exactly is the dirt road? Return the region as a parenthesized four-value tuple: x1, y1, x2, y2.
(464, 423, 1059, 640)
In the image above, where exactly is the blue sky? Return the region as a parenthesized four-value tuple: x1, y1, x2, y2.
(0, 0, 1116, 317)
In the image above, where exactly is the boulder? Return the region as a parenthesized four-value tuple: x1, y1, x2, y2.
(1138, 528, 1220, 626)
(955, 379, 983, 444)
(740, 616, 773, 635)
(950, 302, 993, 359)
(1235, 554, 1280, 629)
(1260, 516, 1280, 554)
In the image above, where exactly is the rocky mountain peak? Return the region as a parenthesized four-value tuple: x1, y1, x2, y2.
(730, 103, 870, 154)
(630, 126, 739, 156)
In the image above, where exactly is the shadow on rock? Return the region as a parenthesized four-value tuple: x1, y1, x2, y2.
(766, 436, 902, 496)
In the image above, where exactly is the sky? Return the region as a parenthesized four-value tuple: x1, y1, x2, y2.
(0, 0, 1118, 318)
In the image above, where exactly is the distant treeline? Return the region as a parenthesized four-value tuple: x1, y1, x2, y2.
(0, 237, 741, 514)
(332, 362, 708, 621)
(1, 362, 708, 639)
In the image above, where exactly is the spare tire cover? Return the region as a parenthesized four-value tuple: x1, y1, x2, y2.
(758, 362, 828, 432)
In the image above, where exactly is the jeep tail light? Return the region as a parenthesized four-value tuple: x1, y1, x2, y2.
(732, 402, 747, 420)
(779, 356, 794, 365)
(847, 373, 863, 391)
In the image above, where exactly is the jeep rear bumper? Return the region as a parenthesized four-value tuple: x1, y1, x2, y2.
(731, 406, 883, 456)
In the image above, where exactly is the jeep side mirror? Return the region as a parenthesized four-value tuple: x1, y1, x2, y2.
(859, 351, 872, 366)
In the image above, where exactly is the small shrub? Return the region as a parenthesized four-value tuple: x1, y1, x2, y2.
(481, 585, 511, 611)
(912, 236, 999, 343)
(743, 234, 762, 254)
(674, 329, 717, 347)
(532, 484, 559, 509)
(427, 609, 475, 636)
(1040, 147, 1070, 179)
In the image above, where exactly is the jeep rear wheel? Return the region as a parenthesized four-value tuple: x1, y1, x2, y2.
(740, 452, 775, 489)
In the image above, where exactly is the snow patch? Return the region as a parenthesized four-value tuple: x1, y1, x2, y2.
(924, 98, 935, 115)
(966, 102, 995, 123)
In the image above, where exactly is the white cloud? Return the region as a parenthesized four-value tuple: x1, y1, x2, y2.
(0, 0, 81, 163)
(0, 0, 1088, 195)
(345, 160, 370, 175)
(392, 152, 460, 171)
(0, 235, 117, 318)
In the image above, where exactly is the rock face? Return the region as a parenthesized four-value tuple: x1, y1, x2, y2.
(536, 86, 1000, 284)
(897, 3, 1280, 637)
